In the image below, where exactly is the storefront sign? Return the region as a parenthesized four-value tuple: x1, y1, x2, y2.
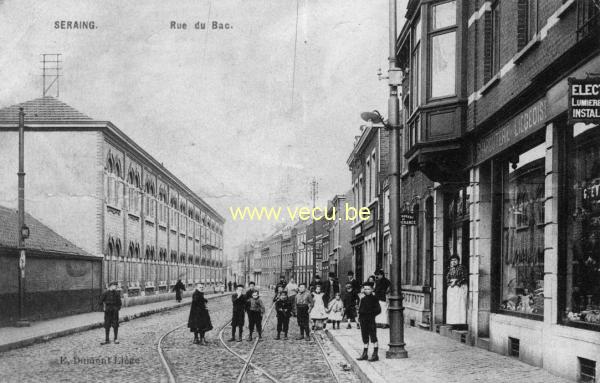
(475, 98, 547, 164)
(568, 77, 600, 123)
(400, 209, 416, 225)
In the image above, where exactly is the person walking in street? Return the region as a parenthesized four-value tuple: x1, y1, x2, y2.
(374, 270, 391, 328)
(274, 290, 292, 340)
(342, 283, 359, 329)
(357, 282, 381, 362)
(99, 281, 122, 345)
(172, 279, 186, 303)
(228, 281, 233, 292)
(322, 272, 340, 308)
(294, 282, 314, 341)
(247, 290, 265, 341)
(285, 278, 298, 316)
(310, 284, 328, 330)
(229, 284, 246, 342)
(327, 292, 344, 329)
(188, 283, 213, 345)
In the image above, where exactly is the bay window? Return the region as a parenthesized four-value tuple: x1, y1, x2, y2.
(429, 0, 456, 99)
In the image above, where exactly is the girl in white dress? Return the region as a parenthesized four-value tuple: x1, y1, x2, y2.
(310, 285, 328, 329)
(327, 292, 344, 329)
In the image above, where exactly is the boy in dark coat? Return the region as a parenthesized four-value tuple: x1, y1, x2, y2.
(100, 281, 122, 345)
(275, 290, 293, 340)
(229, 284, 246, 342)
(342, 283, 359, 329)
(294, 282, 314, 341)
(173, 279, 186, 302)
(357, 282, 381, 362)
(247, 290, 265, 341)
(188, 283, 213, 345)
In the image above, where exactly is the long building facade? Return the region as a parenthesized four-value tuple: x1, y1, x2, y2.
(0, 97, 225, 304)
(395, 0, 600, 380)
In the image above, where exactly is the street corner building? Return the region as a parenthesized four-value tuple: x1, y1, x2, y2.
(389, 0, 600, 381)
(0, 205, 102, 324)
(0, 96, 225, 311)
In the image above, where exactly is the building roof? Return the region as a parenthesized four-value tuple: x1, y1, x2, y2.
(0, 205, 96, 257)
(0, 96, 93, 122)
(0, 97, 225, 223)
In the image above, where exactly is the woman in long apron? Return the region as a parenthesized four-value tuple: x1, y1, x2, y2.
(446, 254, 468, 325)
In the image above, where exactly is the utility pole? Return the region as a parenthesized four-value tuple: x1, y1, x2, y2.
(16, 107, 30, 327)
(386, 0, 407, 359)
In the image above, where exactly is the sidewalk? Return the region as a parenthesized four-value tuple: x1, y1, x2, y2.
(326, 326, 573, 383)
(0, 292, 228, 353)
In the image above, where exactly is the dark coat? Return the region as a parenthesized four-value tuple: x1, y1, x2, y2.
(245, 288, 258, 309)
(231, 293, 246, 327)
(188, 291, 213, 332)
(358, 294, 382, 318)
(322, 279, 340, 306)
(374, 277, 391, 301)
(100, 290, 122, 311)
(275, 296, 293, 318)
(173, 280, 186, 301)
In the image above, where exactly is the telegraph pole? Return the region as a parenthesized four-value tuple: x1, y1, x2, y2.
(16, 107, 30, 327)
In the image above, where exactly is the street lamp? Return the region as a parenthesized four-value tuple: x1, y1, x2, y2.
(360, 0, 407, 359)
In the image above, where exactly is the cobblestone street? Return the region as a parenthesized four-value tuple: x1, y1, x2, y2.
(0, 294, 361, 383)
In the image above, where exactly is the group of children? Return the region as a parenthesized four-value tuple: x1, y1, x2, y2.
(227, 279, 381, 362)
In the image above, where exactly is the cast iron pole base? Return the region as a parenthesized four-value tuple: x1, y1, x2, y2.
(386, 345, 408, 359)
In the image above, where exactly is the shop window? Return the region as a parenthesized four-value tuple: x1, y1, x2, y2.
(564, 123, 600, 329)
(429, 0, 456, 99)
(498, 143, 545, 318)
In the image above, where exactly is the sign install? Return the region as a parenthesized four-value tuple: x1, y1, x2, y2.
(568, 77, 600, 123)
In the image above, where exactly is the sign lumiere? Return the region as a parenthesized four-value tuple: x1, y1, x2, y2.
(568, 77, 600, 123)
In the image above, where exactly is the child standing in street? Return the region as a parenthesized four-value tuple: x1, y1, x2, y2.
(327, 292, 344, 329)
(357, 283, 381, 362)
(100, 281, 122, 345)
(247, 290, 265, 341)
(294, 282, 314, 341)
(275, 290, 292, 340)
(310, 284, 328, 330)
(342, 283, 359, 329)
(229, 284, 246, 342)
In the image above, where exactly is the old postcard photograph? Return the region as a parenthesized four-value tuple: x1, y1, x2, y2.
(0, 0, 599, 382)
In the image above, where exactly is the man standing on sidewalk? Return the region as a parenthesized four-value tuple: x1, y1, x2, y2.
(357, 282, 381, 362)
(99, 281, 122, 345)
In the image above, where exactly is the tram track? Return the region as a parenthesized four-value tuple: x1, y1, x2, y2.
(158, 290, 345, 383)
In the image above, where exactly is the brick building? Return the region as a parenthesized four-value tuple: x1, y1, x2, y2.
(347, 123, 390, 283)
(395, 0, 600, 380)
(0, 97, 225, 305)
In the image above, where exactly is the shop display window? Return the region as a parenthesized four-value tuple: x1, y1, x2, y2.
(499, 143, 545, 318)
(564, 123, 600, 329)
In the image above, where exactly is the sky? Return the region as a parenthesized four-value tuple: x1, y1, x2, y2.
(0, 0, 408, 258)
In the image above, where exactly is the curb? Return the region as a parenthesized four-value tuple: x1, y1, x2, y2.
(324, 329, 388, 383)
(0, 293, 229, 354)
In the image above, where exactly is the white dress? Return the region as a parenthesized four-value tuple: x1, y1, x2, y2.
(327, 299, 344, 322)
(310, 292, 328, 320)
